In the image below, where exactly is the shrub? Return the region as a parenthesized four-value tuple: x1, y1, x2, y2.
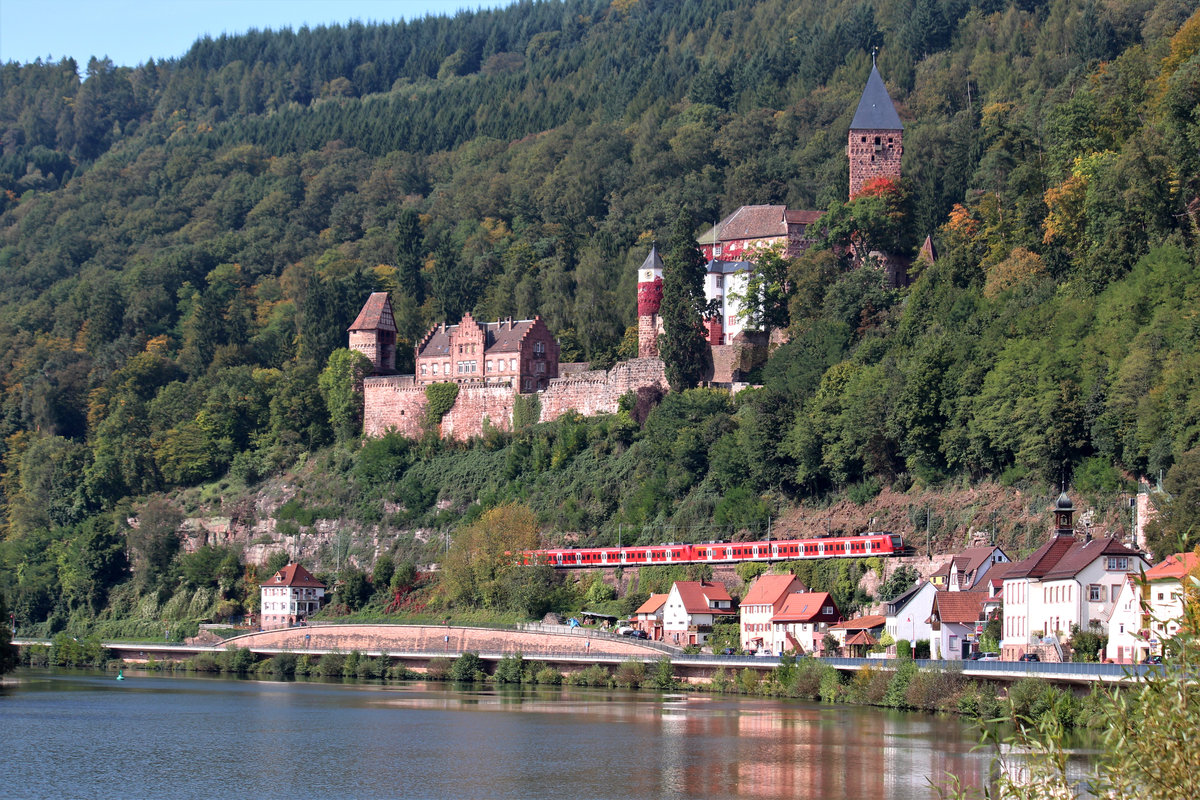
(493, 653, 524, 684)
(571, 664, 610, 686)
(269, 652, 297, 678)
(819, 666, 844, 703)
(884, 661, 919, 708)
(218, 647, 255, 674)
(709, 667, 732, 693)
(450, 651, 484, 682)
(614, 659, 647, 688)
(533, 666, 563, 685)
(425, 658, 451, 681)
(317, 652, 345, 678)
(424, 383, 460, 427)
(650, 657, 677, 690)
(847, 477, 882, 505)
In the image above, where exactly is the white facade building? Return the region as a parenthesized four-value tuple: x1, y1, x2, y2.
(884, 581, 940, 653)
(663, 580, 734, 647)
(260, 563, 325, 630)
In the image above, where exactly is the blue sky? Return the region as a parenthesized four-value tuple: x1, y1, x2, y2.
(1, 0, 513, 68)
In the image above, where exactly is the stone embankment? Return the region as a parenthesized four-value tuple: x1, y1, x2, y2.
(222, 624, 669, 659)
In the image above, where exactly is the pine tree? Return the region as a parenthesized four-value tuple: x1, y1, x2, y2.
(659, 211, 711, 391)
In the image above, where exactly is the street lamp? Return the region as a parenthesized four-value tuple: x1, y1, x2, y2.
(909, 615, 915, 659)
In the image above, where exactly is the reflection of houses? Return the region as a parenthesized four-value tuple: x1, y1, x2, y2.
(663, 580, 734, 646)
(1000, 493, 1148, 660)
(739, 574, 806, 652)
(829, 614, 886, 656)
(634, 593, 669, 641)
(770, 591, 841, 655)
(1106, 551, 1198, 663)
(884, 581, 940, 653)
(260, 563, 325, 630)
(928, 591, 988, 660)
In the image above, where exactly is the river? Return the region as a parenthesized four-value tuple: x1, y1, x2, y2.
(3, 669, 1004, 800)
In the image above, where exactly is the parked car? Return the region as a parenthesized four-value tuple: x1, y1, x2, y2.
(1018, 652, 1041, 662)
(719, 647, 737, 655)
(964, 652, 983, 660)
(622, 629, 648, 639)
(1142, 654, 1163, 665)
(976, 652, 1001, 661)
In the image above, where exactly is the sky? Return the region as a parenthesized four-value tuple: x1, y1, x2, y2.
(1, 0, 514, 68)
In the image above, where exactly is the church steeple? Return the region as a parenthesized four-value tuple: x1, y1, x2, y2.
(847, 58, 903, 200)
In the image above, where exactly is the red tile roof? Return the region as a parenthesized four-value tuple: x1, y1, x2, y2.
(1042, 536, 1144, 580)
(771, 591, 838, 624)
(845, 630, 877, 646)
(717, 205, 788, 240)
(1144, 552, 1200, 581)
(830, 614, 885, 631)
(348, 292, 397, 332)
(269, 563, 325, 589)
(740, 574, 805, 608)
(930, 591, 988, 624)
(784, 209, 823, 225)
(673, 581, 734, 615)
(635, 593, 668, 615)
(1007, 534, 1078, 580)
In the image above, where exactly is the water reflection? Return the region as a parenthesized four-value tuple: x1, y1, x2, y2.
(4, 670, 1004, 800)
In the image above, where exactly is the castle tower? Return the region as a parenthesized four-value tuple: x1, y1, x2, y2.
(348, 292, 397, 373)
(636, 244, 664, 358)
(847, 56, 903, 200)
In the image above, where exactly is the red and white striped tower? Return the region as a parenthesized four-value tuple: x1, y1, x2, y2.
(636, 244, 664, 358)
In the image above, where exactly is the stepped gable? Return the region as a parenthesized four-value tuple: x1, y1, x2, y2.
(348, 292, 396, 333)
(850, 63, 904, 131)
(1041, 536, 1143, 581)
(417, 322, 453, 357)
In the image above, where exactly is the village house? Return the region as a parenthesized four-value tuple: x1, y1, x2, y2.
(884, 580, 940, 655)
(828, 614, 886, 657)
(946, 545, 1011, 591)
(738, 573, 807, 653)
(770, 591, 841, 656)
(1106, 551, 1198, 663)
(633, 593, 669, 641)
(928, 591, 989, 660)
(260, 563, 325, 631)
(1000, 493, 1148, 660)
(662, 580, 734, 647)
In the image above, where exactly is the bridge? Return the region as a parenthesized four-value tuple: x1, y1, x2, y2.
(15, 624, 1160, 685)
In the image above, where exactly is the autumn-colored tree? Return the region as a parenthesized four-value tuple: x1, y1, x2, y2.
(441, 503, 541, 611)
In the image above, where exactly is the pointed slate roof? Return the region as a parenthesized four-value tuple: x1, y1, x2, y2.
(850, 64, 903, 131)
(639, 244, 664, 273)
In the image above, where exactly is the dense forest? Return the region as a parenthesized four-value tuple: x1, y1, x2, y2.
(2, 0, 1200, 636)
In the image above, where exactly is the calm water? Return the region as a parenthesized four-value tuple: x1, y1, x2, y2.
(2, 669, 1000, 800)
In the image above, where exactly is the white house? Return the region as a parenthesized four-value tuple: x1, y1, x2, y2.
(885, 581, 940, 654)
(739, 573, 806, 652)
(1107, 551, 1198, 663)
(662, 580, 734, 646)
(928, 591, 988, 660)
(260, 563, 325, 630)
(947, 545, 1011, 591)
(770, 591, 841, 655)
(1002, 493, 1147, 659)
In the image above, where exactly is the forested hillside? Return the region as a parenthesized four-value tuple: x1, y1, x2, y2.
(2, 0, 1199, 634)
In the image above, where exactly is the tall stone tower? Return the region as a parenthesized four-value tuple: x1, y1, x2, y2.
(636, 244, 664, 359)
(847, 56, 903, 200)
(348, 291, 397, 373)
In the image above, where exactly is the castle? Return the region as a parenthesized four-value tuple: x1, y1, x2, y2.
(356, 63, 903, 440)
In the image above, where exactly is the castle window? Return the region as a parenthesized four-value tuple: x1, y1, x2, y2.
(421, 364, 427, 375)
(861, 136, 866, 142)
(431, 363, 439, 375)
(486, 360, 492, 372)
(715, 275, 723, 288)
(510, 358, 517, 371)
(874, 136, 881, 145)
(444, 362, 450, 374)
(533, 340, 545, 357)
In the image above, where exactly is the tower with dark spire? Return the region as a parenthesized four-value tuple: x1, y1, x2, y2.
(847, 54, 904, 200)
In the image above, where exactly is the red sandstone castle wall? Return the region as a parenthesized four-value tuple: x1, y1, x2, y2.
(365, 359, 668, 441)
(442, 383, 517, 438)
(848, 128, 902, 199)
(540, 358, 668, 422)
(363, 375, 426, 437)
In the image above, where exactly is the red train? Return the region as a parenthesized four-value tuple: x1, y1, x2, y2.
(523, 532, 904, 568)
